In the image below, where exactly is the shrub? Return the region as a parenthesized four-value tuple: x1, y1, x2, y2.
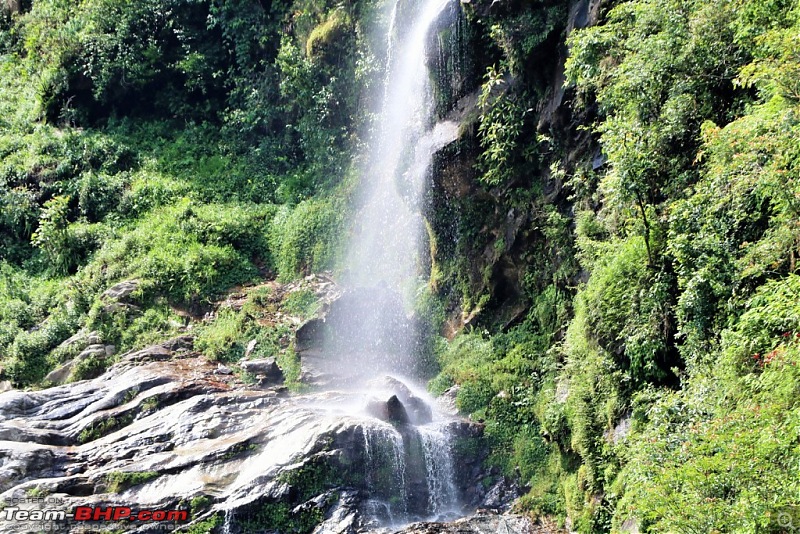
(270, 198, 345, 281)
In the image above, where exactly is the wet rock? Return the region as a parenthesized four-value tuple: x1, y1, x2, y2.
(366, 395, 410, 425)
(394, 511, 559, 533)
(368, 376, 433, 425)
(239, 358, 282, 380)
(479, 477, 521, 511)
(296, 318, 325, 353)
(313, 490, 360, 534)
(436, 385, 460, 415)
(0, 351, 486, 534)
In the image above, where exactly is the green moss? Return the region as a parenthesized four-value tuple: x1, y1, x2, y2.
(195, 308, 248, 362)
(186, 513, 222, 534)
(78, 413, 135, 444)
(282, 289, 320, 319)
(306, 10, 351, 58)
(105, 471, 160, 493)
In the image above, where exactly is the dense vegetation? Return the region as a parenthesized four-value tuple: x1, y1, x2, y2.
(430, 0, 800, 531)
(0, 0, 369, 384)
(2, 0, 799, 532)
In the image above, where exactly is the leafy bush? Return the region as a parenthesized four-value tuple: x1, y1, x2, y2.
(269, 198, 346, 281)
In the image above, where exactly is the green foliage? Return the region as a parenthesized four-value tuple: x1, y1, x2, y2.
(189, 495, 211, 519)
(31, 195, 72, 275)
(306, 9, 351, 58)
(283, 289, 320, 319)
(78, 413, 134, 444)
(476, 67, 530, 188)
(68, 350, 108, 382)
(105, 471, 160, 494)
(195, 308, 248, 362)
(186, 513, 222, 534)
(270, 198, 346, 281)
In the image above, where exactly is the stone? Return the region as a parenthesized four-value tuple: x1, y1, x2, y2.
(436, 385, 460, 415)
(45, 345, 108, 385)
(0, 381, 12, 393)
(0, 341, 487, 534)
(368, 376, 433, 425)
(366, 394, 410, 425)
(58, 330, 103, 351)
(101, 280, 140, 302)
(393, 512, 548, 533)
(244, 339, 258, 358)
(122, 335, 194, 363)
(214, 364, 233, 375)
(479, 477, 521, 511)
(239, 358, 283, 383)
(295, 318, 324, 353)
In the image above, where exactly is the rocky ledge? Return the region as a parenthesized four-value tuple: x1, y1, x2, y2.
(0, 336, 503, 533)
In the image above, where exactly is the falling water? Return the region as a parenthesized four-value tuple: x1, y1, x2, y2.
(362, 424, 409, 520)
(419, 425, 459, 517)
(221, 508, 234, 534)
(346, 0, 452, 292)
(325, 0, 465, 525)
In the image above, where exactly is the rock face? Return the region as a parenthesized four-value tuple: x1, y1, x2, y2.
(101, 280, 140, 302)
(394, 512, 561, 533)
(45, 344, 116, 385)
(0, 346, 485, 533)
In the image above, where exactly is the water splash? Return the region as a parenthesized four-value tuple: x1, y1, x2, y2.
(362, 424, 409, 519)
(221, 508, 234, 534)
(419, 424, 458, 517)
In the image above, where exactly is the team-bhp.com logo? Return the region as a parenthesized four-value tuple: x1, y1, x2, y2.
(2, 506, 187, 522)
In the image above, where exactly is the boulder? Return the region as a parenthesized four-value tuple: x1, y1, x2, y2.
(45, 344, 109, 385)
(393, 512, 543, 533)
(366, 394, 410, 425)
(102, 280, 140, 302)
(368, 376, 433, 425)
(244, 339, 258, 358)
(58, 330, 103, 352)
(239, 358, 284, 384)
(295, 318, 324, 353)
(479, 477, 521, 512)
(122, 335, 194, 363)
(214, 364, 233, 375)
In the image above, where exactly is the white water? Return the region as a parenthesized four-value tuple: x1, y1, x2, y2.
(326, 0, 464, 525)
(362, 423, 409, 519)
(347, 0, 452, 294)
(419, 424, 459, 516)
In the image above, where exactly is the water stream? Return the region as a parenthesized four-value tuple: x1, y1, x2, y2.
(325, 0, 465, 525)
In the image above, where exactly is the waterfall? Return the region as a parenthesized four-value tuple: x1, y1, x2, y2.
(326, 0, 464, 525)
(419, 425, 458, 517)
(362, 424, 409, 522)
(323, 0, 455, 383)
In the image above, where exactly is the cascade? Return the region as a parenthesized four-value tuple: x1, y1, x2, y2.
(320, 0, 467, 525)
